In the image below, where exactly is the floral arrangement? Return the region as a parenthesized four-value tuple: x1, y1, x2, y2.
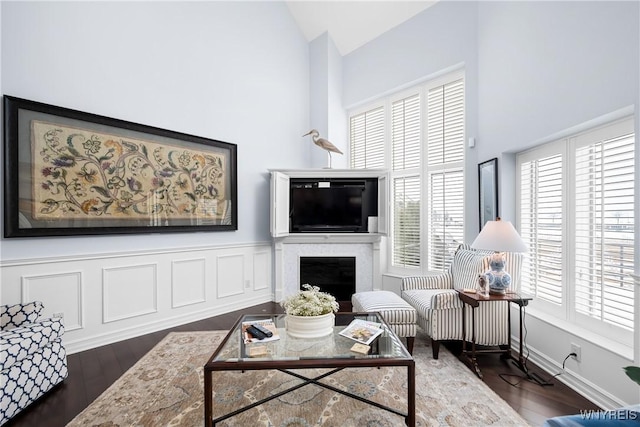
(280, 284, 339, 316)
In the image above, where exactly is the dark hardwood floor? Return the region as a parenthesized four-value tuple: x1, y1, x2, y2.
(6, 302, 599, 427)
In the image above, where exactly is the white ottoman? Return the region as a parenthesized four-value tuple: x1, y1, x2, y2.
(351, 291, 417, 354)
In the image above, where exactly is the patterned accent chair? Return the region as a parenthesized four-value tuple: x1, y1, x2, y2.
(0, 301, 68, 425)
(401, 244, 523, 359)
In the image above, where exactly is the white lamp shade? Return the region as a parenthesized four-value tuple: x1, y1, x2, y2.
(471, 218, 528, 253)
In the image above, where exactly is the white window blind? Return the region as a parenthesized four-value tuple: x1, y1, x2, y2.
(517, 115, 635, 342)
(428, 169, 464, 271)
(393, 175, 421, 268)
(348, 71, 465, 274)
(574, 130, 635, 331)
(427, 79, 465, 166)
(350, 106, 385, 169)
(426, 78, 465, 271)
(519, 154, 564, 305)
(391, 94, 421, 268)
(392, 94, 421, 170)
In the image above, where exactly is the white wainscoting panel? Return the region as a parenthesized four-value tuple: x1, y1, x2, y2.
(21, 271, 83, 331)
(171, 258, 206, 308)
(216, 253, 245, 298)
(253, 251, 270, 291)
(103, 263, 158, 323)
(1, 243, 272, 354)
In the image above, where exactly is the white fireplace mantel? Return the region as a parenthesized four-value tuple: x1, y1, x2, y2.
(273, 233, 382, 302)
(269, 169, 388, 302)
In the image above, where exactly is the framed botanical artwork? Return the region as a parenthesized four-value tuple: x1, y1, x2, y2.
(478, 157, 498, 231)
(3, 95, 237, 238)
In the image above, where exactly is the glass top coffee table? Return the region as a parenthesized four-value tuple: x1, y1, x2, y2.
(204, 312, 415, 426)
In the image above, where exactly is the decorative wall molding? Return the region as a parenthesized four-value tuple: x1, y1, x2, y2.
(171, 258, 207, 308)
(102, 263, 158, 323)
(0, 241, 272, 267)
(216, 253, 246, 299)
(253, 251, 270, 291)
(1, 243, 272, 354)
(21, 271, 84, 332)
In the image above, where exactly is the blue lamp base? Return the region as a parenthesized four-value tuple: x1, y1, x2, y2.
(485, 252, 512, 295)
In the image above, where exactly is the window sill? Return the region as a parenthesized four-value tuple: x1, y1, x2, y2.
(522, 306, 634, 361)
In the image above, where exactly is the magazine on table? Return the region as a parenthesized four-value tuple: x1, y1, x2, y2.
(339, 319, 384, 345)
(242, 319, 280, 344)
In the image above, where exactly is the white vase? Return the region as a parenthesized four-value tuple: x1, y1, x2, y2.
(285, 312, 335, 339)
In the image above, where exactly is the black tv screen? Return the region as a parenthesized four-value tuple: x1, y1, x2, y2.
(290, 187, 363, 232)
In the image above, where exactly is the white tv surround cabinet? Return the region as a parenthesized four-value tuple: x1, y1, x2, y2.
(270, 169, 388, 302)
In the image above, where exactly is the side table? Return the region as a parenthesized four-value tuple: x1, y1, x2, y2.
(457, 290, 532, 379)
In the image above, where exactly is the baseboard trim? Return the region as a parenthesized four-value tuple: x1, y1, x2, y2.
(511, 337, 626, 410)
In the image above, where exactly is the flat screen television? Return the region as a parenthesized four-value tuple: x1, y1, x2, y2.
(290, 186, 364, 232)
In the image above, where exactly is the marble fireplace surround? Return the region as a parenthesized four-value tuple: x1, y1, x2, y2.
(273, 234, 382, 302)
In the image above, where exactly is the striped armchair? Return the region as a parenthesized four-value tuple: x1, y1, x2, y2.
(401, 244, 523, 359)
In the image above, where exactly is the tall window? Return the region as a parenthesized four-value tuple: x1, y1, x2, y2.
(391, 93, 421, 268)
(349, 106, 385, 169)
(519, 151, 564, 305)
(426, 79, 465, 271)
(517, 116, 635, 343)
(349, 71, 465, 273)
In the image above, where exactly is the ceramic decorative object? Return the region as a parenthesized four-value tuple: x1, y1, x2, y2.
(486, 252, 512, 295)
(285, 312, 336, 339)
(280, 284, 339, 339)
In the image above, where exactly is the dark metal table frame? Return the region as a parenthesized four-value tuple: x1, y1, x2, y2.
(204, 313, 415, 426)
(457, 290, 532, 379)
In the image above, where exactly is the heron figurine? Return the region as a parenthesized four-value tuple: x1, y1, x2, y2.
(303, 129, 343, 168)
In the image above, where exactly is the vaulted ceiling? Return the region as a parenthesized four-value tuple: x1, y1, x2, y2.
(285, 1, 437, 55)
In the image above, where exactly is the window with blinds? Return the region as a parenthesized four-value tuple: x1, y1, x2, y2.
(427, 79, 465, 166)
(348, 71, 465, 273)
(391, 94, 421, 268)
(425, 78, 465, 271)
(393, 175, 421, 267)
(519, 154, 564, 305)
(517, 115, 635, 341)
(428, 169, 464, 271)
(574, 129, 635, 331)
(349, 106, 385, 169)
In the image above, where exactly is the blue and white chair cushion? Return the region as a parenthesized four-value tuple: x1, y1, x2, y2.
(1, 301, 44, 330)
(0, 302, 68, 426)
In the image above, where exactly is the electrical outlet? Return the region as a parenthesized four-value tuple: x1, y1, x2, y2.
(53, 312, 64, 319)
(570, 343, 581, 362)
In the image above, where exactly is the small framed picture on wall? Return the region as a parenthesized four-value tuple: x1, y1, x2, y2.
(478, 158, 498, 231)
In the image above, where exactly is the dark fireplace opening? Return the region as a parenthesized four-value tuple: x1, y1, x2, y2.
(299, 256, 356, 303)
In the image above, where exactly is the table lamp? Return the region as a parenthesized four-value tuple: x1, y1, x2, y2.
(470, 217, 528, 295)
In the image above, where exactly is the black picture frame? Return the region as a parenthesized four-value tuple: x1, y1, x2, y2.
(3, 95, 237, 238)
(478, 157, 498, 231)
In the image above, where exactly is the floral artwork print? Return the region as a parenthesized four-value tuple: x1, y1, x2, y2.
(31, 120, 229, 221)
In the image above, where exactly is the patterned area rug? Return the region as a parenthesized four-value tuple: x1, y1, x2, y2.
(67, 330, 530, 426)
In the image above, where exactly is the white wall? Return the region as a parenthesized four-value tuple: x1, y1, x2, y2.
(477, 1, 640, 408)
(0, 1, 309, 259)
(477, 0, 640, 223)
(343, 0, 481, 241)
(0, 1, 309, 352)
(308, 33, 348, 169)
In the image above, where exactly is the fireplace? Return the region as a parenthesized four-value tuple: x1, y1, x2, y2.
(299, 256, 356, 302)
(274, 234, 381, 302)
